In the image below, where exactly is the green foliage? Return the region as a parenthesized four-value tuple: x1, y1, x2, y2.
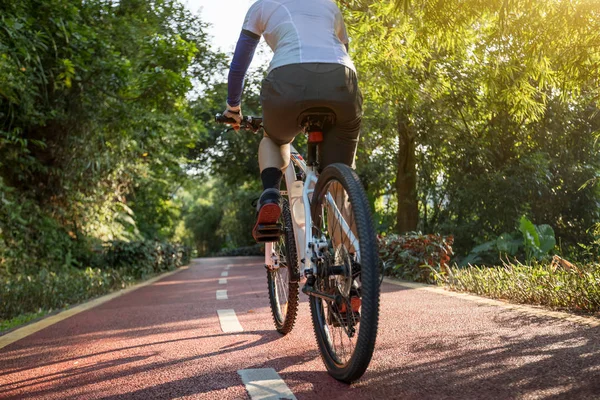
(0, 177, 90, 275)
(463, 216, 557, 265)
(438, 261, 600, 314)
(0, 0, 216, 278)
(341, 0, 600, 253)
(0, 310, 50, 333)
(1, 267, 132, 321)
(519, 216, 556, 262)
(104, 240, 191, 279)
(0, 240, 191, 321)
(379, 233, 453, 283)
(180, 181, 261, 256)
(214, 244, 264, 257)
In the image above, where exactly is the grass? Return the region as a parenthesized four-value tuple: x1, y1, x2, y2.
(0, 310, 51, 333)
(436, 261, 600, 315)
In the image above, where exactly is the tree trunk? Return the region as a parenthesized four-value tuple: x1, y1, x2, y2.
(396, 106, 419, 234)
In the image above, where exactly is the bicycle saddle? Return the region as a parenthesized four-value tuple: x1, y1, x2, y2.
(298, 107, 336, 131)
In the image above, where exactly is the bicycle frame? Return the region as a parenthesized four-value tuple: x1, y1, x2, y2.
(265, 145, 359, 277)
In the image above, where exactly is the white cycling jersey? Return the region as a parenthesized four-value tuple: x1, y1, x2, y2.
(243, 0, 355, 73)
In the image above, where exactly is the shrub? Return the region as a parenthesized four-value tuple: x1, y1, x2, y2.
(0, 240, 192, 321)
(379, 233, 454, 283)
(462, 216, 556, 266)
(214, 244, 264, 257)
(438, 260, 600, 313)
(103, 240, 192, 279)
(0, 267, 133, 320)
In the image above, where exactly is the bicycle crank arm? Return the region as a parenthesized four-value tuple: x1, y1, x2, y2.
(302, 285, 336, 302)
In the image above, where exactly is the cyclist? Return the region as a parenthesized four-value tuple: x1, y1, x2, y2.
(223, 0, 363, 242)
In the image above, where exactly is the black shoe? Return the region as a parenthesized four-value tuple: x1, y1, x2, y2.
(252, 188, 282, 243)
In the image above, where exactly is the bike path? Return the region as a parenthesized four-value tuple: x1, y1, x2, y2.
(1, 257, 599, 399)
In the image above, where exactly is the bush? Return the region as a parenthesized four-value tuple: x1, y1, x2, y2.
(461, 216, 557, 266)
(0, 267, 133, 320)
(379, 233, 454, 283)
(438, 260, 600, 313)
(103, 240, 192, 278)
(0, 240, 192, 321)
(214, 244, 264, 257)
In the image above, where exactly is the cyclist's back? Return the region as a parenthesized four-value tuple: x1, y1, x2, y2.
(244, 0, 355, 73)
(222, 0, 362, 242)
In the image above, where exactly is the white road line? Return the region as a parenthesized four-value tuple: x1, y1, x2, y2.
(216, 290, 228, 300)
(238, 368, 296, 400)
(221, 271, 229, 277)
(217, 309, 243, 333)
(225, 265, 231, 270)
(219, 278, 227, 285)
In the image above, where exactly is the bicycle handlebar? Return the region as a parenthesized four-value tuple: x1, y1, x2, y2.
(214, 113, 263, 132)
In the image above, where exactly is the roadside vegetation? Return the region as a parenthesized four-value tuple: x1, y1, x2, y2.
(379, 218, 600, 315)
(1, 0, 599, 327)
(0, 0, 203, 327)
(439, 261, 600, 314)
(1, 241, 190, 324)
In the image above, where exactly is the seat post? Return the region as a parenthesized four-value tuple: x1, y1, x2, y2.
(307, 142, 318, 167)
(298, 107, 336, 169)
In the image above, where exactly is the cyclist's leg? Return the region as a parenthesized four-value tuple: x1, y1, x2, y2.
(310, 65, 362, 252)
(254, 66, 305, 240)
(259, 135, 290, 172)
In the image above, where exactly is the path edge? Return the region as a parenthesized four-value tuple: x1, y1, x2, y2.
(0, 265, 189, 350)
(383, 277, 600, 327)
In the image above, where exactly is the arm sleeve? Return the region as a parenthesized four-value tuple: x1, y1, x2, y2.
(227, 30, 260, 107)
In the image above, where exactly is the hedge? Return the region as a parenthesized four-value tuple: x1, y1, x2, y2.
(0, 241, 191, 321)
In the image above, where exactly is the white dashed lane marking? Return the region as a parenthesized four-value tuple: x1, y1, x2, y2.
(219, 278, 227, 285)
(216, 290, 228, 300)
(225, 265, 231, 270)
(217, 309, 243, 333)
(238, 368, 297, 400)
(221, 271, 229, 277)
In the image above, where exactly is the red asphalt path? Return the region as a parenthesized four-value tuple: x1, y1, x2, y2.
(1, 257, 599, 399)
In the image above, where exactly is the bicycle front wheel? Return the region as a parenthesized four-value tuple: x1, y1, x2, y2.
(309, 163, 380, 383)
(267, 199, 300, 335)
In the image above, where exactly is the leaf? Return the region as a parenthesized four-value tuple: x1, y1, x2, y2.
(496, 233, 521, 256)
(535, 224, 556, 253)
(459, 253, 481, 267)
(471, 240, 496, 254)
(519, 216, 540, 248)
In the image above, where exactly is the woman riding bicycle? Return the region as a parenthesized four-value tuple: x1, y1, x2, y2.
(222, 0, 363, 242)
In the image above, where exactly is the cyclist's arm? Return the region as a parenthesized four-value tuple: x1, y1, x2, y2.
(227, 30, 260, 107)
(227, 1, 264, 108)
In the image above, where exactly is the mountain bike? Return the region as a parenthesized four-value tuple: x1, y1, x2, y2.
(215, 110, 380, 383)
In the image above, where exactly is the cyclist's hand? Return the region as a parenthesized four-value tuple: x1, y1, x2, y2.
(223, 103, 242, 131)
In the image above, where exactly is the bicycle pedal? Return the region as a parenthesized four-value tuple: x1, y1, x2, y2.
(254, 224, 283, 243)
(339, 297, 361, 314)
(257, 223, 282, 234)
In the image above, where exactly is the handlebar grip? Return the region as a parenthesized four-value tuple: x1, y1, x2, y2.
(215, 113, 238, 124)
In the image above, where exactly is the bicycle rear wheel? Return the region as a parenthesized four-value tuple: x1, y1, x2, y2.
(267, 199, 300, 334)
(309, 163, 380, 383)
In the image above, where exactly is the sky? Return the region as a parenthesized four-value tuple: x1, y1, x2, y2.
(184, 0, 270, 67)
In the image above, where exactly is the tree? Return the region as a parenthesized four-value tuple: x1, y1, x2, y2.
(0, 0, 219, 272)
(341, 0, 600, 254)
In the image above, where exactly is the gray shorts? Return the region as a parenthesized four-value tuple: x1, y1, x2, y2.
(260, 63, 363, 169)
